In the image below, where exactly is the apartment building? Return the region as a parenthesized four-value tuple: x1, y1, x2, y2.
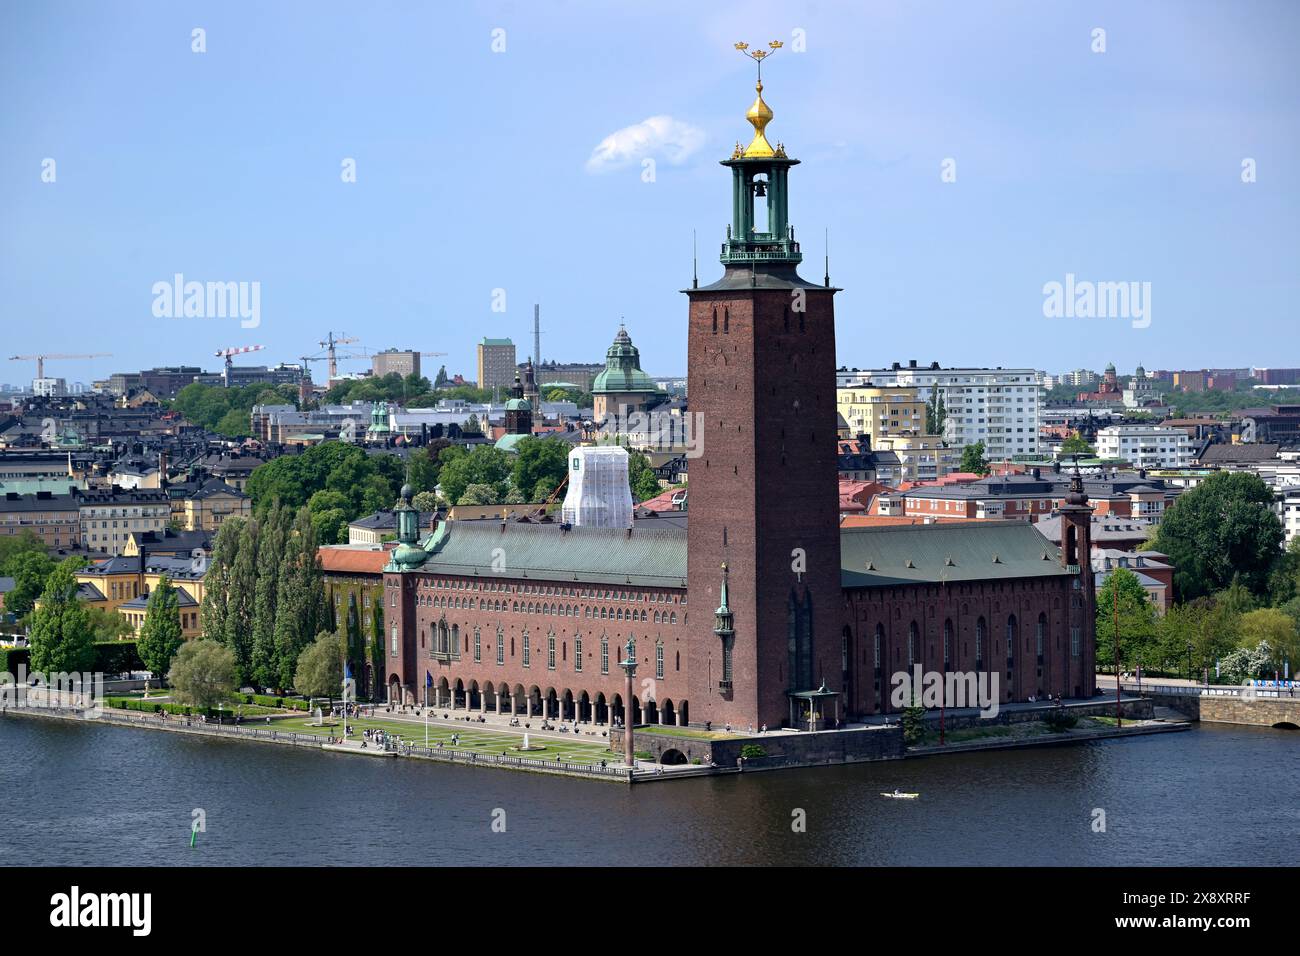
(476, 338, 517, 392)
(1095, 424, 1194, 469)
(838, 361, 1044, 459)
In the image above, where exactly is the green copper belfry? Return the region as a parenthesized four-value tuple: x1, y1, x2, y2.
(721, 40, 801, 267)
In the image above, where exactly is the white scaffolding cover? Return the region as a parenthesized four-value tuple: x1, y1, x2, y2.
(561, 446, 634, 529)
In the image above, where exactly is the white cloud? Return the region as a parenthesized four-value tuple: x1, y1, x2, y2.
(585, 115, 705, 173)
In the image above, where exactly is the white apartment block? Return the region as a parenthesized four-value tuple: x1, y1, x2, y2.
(837, 362, 1044, 460)
(1095, 424, 1193, 469)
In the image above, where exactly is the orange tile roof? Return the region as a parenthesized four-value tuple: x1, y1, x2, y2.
(318, 545, 393, 574)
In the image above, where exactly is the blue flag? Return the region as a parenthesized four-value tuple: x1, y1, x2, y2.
(345, 662, 353, 681)
(425, 670, 433, 688)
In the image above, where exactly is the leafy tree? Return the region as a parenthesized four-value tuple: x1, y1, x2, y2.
(1060, 432, 1096, 456)
(511, 437, 569, 503)
(901, 694, 928, 745)
(411, 491, 439, 513)
(294, 630, 345, 707)
(1218, 641, 1275, 684)
(272, 507, 328, 690)
(459, 483, 501, 506)
(1149, 471, 1284, 600)
(138, 576, 184, 677)
(1238, 608, 1299, 674)
(462, 414, 483, 436)
(407, 446, 441, 494)
(4, 549, 58, 618)
(223, 516, 259, 685)
(0, 529, 47, 575)
(438, 445, 511, 505)
(627, 452, 661, 501)
(86, 606, 133, 642)
(1095, 566, 1160, 673)
(167, 639, 237, 711)
(250, 503, 287, 688)
(200, 519, 240, 643)
(959, 440, 988, 475)
(28, 563, 95, 675)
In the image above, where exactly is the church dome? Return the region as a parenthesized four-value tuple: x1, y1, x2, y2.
(592, 324, 661, 394)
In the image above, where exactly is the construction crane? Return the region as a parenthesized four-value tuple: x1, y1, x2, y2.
(528, 473, 569, 522)
(319, 331, 360, 380)
(9, 353, 112, 379)
(215, 344, 265, 385)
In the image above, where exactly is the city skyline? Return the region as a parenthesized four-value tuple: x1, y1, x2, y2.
(3, 2, 1298, 382)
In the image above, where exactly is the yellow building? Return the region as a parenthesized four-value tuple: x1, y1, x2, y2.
(172, 478, 251, 532)
(74, 553, 207, 639)
(836, 386, 926, 442)
(873, 433, 959, 483)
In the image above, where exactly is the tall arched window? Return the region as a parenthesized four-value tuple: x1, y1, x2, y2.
(874, 623, 883, 673)
(976, 617, 985, 667)
(1036, 612, 1046, 659)
(943, 619, 953, 669)
(1006, 615, 1017, 664)
(723, 307, 730, 333)
(907, 621, 918, 666)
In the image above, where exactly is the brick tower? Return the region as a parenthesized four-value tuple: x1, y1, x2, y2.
(685, 44, 843, 730)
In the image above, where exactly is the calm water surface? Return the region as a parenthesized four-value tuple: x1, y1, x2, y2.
(1, 717, 1295, 866)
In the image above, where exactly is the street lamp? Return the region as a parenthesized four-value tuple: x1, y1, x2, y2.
(618, 638, 637, 769)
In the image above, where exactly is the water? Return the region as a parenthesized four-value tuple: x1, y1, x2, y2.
(1, 717, 1295, 866)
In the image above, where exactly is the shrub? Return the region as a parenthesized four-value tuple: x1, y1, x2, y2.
(1043, 708, 1078, 732)
(739, 744, 767, 759)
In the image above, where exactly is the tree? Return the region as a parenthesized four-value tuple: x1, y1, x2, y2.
(1095, 566, 1160, 673)
(3, 549, 57, 618)
(459, 483, 501, 506)
(1218, 641, 1275, 684)
(137, 575, 184, 677)
(407, 446, 441, 495)
(200, 519, 239, 643)
(411, 491, 439, 513)
(0, 529, 46, 575)
(1238, 608, 1299, 675)
(512, 437, 569, 503)
(627, 452, 662, 501)
(1149, 471, 1284, 600)
(223, 516, 259, 685)
(438, 445, 511, 505)
(1060, 432, 1096, 456)
(272, 507, 328, 690)
(960, 440, 988, 476)
(294, 630, 345, 707)
(86, 606, 134, 642)
(28, 563, 95, 675)
(167, 639, 237, 711)
(250, 503, 287, 688)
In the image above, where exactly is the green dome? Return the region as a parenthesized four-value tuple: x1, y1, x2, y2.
(394, 541, 427, 567)
(505, 397, 532, 411)
(591, 325, 661, 394)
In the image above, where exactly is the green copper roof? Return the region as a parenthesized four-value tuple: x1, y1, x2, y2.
(481, 337, 513, 346)
(840, 522, 1073, 588)
(504, 398, 532, 411)
(407, 521, 688, 588)
(591, 326, 661, 395)
(494, 433, 530, 453)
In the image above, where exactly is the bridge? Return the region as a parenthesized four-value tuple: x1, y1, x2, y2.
(1100, 679, 1300, 729)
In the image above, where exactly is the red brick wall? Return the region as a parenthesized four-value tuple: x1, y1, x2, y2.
(685, 284, 843, 730)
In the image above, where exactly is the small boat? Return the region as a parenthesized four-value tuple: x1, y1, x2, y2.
(880, 790, 919, 799)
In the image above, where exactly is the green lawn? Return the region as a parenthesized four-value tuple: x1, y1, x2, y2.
(268, 713, 624, 767)
(636, 725, 742, 741)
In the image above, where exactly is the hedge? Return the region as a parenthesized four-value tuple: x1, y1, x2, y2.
(0, 641, 142, 677)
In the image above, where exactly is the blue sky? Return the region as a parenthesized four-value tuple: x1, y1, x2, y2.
(2, 0, 1297, 386)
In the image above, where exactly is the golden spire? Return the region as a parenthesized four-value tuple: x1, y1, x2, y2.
(734, 40, 783, 158)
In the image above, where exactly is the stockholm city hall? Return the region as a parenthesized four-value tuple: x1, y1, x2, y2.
(380, 47, 1097, 731)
